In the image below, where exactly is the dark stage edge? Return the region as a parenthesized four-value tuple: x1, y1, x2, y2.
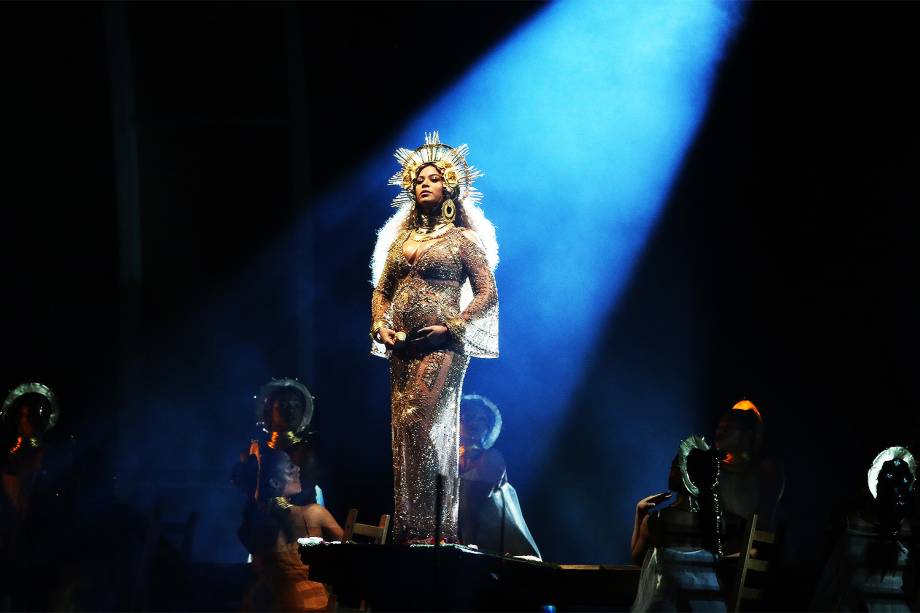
(301, 543, 640, 611)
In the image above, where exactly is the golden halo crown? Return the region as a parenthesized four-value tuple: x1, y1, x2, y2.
(388, 131, 483, 209)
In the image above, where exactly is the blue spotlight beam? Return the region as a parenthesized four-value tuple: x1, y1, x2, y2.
(349, 0, 741, 479)
(315, 0, 743, 504)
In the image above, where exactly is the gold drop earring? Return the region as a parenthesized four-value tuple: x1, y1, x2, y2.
(441, 199, 456, 223)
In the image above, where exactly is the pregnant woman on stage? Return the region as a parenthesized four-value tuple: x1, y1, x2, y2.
(370, 132, 499, 544)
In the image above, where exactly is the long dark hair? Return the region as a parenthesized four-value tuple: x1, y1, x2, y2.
(686, 448, 724, 558)
(231, 444, 291, 553)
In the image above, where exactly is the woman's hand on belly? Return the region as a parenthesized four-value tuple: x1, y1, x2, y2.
(378, 327, 400, 348)
(408, 325, 449, 350)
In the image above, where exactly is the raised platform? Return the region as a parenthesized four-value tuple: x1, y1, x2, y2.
(301, 543, 640, 611)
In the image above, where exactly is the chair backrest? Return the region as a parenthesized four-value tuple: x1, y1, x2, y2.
(342, 508, 390, 545)
(732, 513, 775, 611)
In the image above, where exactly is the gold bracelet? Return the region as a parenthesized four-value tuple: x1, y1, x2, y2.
(370, 320, 386, 342)
(445, 316, 466, 341)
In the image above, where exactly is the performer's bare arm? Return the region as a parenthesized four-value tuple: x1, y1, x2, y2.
(630, 492, 671, 565)
(300, 504, 344, 542)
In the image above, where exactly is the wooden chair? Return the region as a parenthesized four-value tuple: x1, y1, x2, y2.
(342, 508, 390, 544)
(731, 513, 774, 611)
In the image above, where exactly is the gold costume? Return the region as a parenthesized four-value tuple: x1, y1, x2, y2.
(245, 543, 329, 612)
(372, 223, 498, 542)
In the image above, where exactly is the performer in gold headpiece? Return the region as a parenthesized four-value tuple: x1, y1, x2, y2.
(370, 132, 499, 543)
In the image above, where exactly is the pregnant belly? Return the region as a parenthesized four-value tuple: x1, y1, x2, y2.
(391, 283, 453, 334)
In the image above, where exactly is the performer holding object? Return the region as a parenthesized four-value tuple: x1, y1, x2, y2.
(370, 132, 498, 544)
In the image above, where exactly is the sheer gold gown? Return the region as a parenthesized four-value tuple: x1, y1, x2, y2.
(371, 226, 498, 542)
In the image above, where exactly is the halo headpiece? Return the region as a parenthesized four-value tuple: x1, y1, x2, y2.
(1, 381, 60, 434)
(255, 378, 314, 435)
(389, 131, 483, 209)
(868, 446, 917, 499)
(677, 434, 711, 501)
(462, 393, 502, 449)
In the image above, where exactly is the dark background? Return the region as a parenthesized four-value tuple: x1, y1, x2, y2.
(2, 1, 918, 609)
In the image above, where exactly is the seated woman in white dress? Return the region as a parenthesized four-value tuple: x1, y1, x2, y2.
(631, 435, 727, 612)
(457, 394, 541, 559)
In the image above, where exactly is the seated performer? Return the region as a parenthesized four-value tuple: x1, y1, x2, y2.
(1, 382, 81, 610)
(232, 441, 343, 612)
(1, 382, 60, 519)
(256, 378, 325, 506)
(631, 435, 727, 612)
(1, 382, 62, 558)
(812, 446, 920, 611)
(458, 394, 541, 559)
(713, 399, 784, 557)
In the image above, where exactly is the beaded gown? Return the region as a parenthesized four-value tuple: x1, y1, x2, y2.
(371, 225, 498, 542)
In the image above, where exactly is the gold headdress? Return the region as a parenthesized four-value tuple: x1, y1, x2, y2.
(371, 131, 498, 359)
(388, 131, 483, 209)
(868, 446, 917, 499)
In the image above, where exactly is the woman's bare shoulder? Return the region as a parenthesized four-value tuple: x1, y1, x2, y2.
(301, 503, 338, 525)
